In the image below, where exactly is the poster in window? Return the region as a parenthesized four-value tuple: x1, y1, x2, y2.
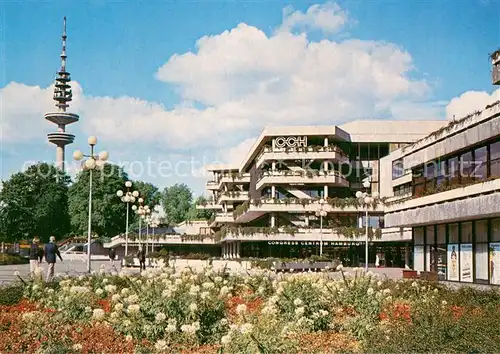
(447, 244, 459, 281)
(460, 244, 473, 282)
(490, 243, 500, 285)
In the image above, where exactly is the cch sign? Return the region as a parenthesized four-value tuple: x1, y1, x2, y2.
(274, 136, 308, 148)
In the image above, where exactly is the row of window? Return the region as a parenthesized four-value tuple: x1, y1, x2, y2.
(413, 219, 500, 285)
(411, 138, 500, 196)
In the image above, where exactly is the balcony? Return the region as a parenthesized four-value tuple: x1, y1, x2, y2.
(256, 170, 349, 190)
(206, 181, 219, 191)
(218, 191, 249, 203)
(196, 202, 223, 210)
(219, 226, 405, 242)
(385, 178, 500, 227)
(233, 197, 384, 223)
(255, 145, 349, 168)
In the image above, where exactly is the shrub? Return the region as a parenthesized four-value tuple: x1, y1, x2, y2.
(0, 284, 24, 305)
(0, 253, 29, 265)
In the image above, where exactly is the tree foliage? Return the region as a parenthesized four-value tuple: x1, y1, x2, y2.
(68, 164, 128, 238)
(186, 196, 214, 221)
(161, 183, 193, 225)
(0, 163, 71, 242)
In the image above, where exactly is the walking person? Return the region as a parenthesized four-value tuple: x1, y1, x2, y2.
(108, 247, 117, 268)
(137, 247, 146, 271)
(44, 236, 63, 281)
(29, 237, 43, 276)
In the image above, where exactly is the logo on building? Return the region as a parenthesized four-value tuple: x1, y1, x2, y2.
(275, 136, 308, 148)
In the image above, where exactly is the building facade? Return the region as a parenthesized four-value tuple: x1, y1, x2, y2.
(197, 120, 446, 266)
(383, 101, 500, 285)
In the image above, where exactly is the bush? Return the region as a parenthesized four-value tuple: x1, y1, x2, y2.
(0, 284, 24, 305)
(0, 253, 29, 265)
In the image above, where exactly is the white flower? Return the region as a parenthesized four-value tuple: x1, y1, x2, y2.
(221, 334, 231, 344)
(72, 343, 83, 350)
(121, 288, 130, 295)
(434, 288, 439, 293)
(125, 335, 133, 342)
(95, 288, 104, 296)
(126, 294, 139, 304)
(442, 300, 447, 305)
(85, 306, 92, 313)
(104, 285, 117, 293)
(236, 304, 247, 315)
(127, 304, 140, 314)
(166, 324, 176, 333)
(294, 307, 305, 316)
(92, 308, 105, 320)
(189, 285, 200, 295)
(367, 288, 374, 296)
(377, 281, 383, 287)
(411, 282, 418, 288)
(220, 318, 228, 326)
(155, 312, 166, 323)
(220, 286, 230, 296)
(293, 298, 303, 307)
(383, 288, 391, 295)
(189, 303, 198, 312)
(200, 291, 210, 300)
(155, 340, 168, 351)
(240, 323, 253, 334)
(114, 303, 124, 311)
(162, 289, 172, 298)
(385, 296, 392, 302)
(214, 276, 223, 283)
(202, 282, 215, 290)
(111, 294, 121, 302)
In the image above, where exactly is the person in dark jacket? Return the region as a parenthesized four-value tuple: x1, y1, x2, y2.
(44, 236, 63, 281)
(29, 237, 43, 275)
(137, 247, 146, 271)
(108, 248, 117, 267)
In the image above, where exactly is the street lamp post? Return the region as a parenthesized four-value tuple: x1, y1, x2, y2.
(132, 199, 150, 249)
(149, 214, 160, 254)
(73, 136, 109, 273)
(356, 181, 381, 272)
(315, 198, 327, 256)
(116, 181, 139, 256)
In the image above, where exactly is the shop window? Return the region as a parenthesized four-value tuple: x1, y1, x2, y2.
(475, 220, 489, 281)
(492, 219, 500, 242)
(461, 222, 473, 243)
(413, 227, 424, 245)
(475, 220, 488, 243)
(425, 226, 435, 245)
(449, 223, 459, 243)
(437, 224, 446, 244)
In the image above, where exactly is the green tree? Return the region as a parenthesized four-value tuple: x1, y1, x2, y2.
(162, 183, 193, 225)
(0, 163, 71, 242)
(134, 181, 161, 206)
(68, 163, 128, 238)
(186, 196, 214, 221)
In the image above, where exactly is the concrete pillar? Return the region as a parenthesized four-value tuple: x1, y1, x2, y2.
(56, 145, 65, 171)
(323, 160, 328, 171)
(236, 242, 240, 258)
(324, 137, 328, 147)
(323, 185, 328, 198)
(271, 214, 276, 228)
(271, 185, 276, 198)
(305, 215, 309, 226)
(272, 161, 276, 171)
(230, 242, 235, 259)
(272, 138, 276, 150)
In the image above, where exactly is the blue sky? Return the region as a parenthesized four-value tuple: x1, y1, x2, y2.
(1, 0, 499, 195)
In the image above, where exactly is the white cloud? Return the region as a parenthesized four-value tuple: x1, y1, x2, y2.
(222, 137, 257, 166)
(2, 1, 444, 159)
(445, 89, 500, 121)
(278, 1, 351, 35)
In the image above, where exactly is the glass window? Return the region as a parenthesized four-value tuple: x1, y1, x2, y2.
(461, 222, 473, 243)
(426, 226, 435, 245)
(414, 246, 424, 272)
(392, 159, 404, 179)
(491, 159, 500, 178)
(413, 183, 425, 197)
(492, 219, 500, 242)
(437, 224, 446, 244)
(490, 141, 500, 160)
(425, 162, 436, 180)
(414, 227, 424, 245)
(449, 223, 459, 243)
(448, 156, 460, 185)
(461, 152, 474, 184)
(475, 243, 489, 281)
(474, 146, 488, 181)
(475, 220, 488, 243)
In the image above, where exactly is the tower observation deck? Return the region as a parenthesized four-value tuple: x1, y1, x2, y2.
(44, 17, 79, 172)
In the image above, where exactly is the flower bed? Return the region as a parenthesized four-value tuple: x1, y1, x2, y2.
(0, 267, 499, 353)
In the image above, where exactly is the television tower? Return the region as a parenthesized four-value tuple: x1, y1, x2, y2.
(45, 17, 79, 172)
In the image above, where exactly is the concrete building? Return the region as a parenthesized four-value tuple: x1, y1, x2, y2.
(382, 100, 500, 284)
(45, 17, 79, 172)
(197, 120, 446, 265)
